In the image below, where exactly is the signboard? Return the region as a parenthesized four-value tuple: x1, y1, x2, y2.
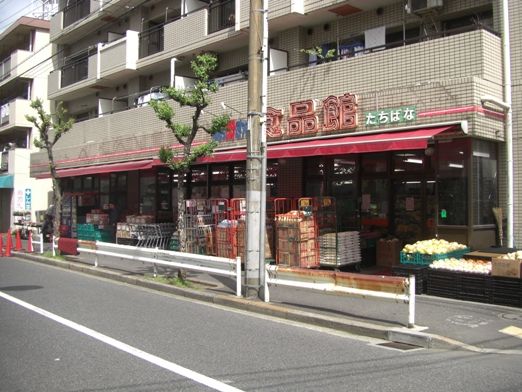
(24, 188, 31, 211)
(14, 189, 24, 211)
(365, 106, 416, 127)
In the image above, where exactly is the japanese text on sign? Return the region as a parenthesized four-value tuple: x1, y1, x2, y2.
(365, 106, 416, 127)
(266, 93, 359, 139)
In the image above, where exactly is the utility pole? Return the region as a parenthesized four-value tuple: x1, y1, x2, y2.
(245, 0, 266, 298)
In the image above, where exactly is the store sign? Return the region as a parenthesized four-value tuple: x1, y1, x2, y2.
(24, 188, 31, 211)
(266, 93, 359, 139)
(14, 189, 24, 211)
(365, 106, 416, 127)
(212, 119, 248, 142)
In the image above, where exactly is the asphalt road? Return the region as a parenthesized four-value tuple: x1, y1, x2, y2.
(1, 257, 521, 392)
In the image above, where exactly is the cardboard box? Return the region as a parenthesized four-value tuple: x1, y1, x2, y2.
(492, 258, 522, 278)
(377, 238, 401, 267)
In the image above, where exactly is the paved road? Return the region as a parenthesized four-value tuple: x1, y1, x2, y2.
(1, 257, 522, 392)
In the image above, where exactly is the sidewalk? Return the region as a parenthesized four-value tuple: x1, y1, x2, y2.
(11, 247, 522, 353)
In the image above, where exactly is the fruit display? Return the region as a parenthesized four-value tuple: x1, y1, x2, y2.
(430, 258, 492, 275)
(500, 251, 522, 260)
(402, 239, 468, 255)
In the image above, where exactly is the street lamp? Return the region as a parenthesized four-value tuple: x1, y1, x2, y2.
(220, 102, 243, 116)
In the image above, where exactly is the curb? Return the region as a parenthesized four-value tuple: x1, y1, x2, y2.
(11, 251, 454, 350)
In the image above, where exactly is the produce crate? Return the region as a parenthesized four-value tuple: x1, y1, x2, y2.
(426, 269, 459, 299)
(490, 276, 522, 307)
(400, 247, 471, 265)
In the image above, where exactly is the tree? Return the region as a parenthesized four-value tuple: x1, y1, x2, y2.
(26, 99, 74, 240)
(150, 53, 230, 252)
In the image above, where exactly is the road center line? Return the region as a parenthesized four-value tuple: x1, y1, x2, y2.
(0, 290, 243, 392)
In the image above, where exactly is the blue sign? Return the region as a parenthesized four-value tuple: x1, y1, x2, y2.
(24, 188, 31, 211)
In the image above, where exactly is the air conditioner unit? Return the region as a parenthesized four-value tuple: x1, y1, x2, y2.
(408, 0, 443, 14)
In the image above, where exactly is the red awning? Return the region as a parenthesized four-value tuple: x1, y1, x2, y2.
(201, 126, 454, 163)
(51, 159, 155, 178)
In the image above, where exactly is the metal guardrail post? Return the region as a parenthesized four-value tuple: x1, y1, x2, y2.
(408, 274, 416, 328)
(236, 257, 241, 297)
(264, 266, 270, 303)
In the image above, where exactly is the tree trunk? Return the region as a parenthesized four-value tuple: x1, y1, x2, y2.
(48, 148, 62, 241)
(177, 169, 188, 252)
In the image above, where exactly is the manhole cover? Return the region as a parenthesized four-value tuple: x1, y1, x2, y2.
(499, 313, 522, 322)
(376, 342, 423, 351)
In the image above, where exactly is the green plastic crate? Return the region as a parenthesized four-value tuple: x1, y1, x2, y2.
(400, 248, 471, 265)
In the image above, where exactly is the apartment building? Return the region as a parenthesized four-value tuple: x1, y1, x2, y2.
(0, 17, 53, 232)
(30, 0, 519, 253)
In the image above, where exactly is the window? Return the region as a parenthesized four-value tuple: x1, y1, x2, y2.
(437, 139, 469, 225)
(472, 140, 497, 225)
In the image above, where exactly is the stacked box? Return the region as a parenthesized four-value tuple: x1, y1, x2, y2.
(491, 258, 522, 278)
(319, 231, 361, 267)
(126, 215, 155, 224)
(216, 220, 238, 258)
(275, 211, 319, 268)
(86, 213, 109, 225)
(377, 238, 401, 267)
(77, 223, 114, 242)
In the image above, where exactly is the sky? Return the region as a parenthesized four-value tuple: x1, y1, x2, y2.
(0, 0, 44, 33)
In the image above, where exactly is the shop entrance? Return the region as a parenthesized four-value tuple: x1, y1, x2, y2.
(391, 178, 437, 246)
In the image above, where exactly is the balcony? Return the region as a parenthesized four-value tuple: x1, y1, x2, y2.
(139, 25, 165, 59)
(208, 0, 236, 34)
(33, 28, 502, 176)
(49, 48, 99, 100)
(99, 31, 139, 79)
(63, 0, 90, 28)
(0, 51, 32, 83)
(0, 99, 32, 131)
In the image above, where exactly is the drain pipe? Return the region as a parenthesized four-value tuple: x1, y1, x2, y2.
(501, 0, 513, 249)
(481, 0, 513, 248)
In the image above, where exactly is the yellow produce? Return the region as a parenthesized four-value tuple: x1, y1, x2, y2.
(402, 239, 467, 255)
(429, 258, 491, 274)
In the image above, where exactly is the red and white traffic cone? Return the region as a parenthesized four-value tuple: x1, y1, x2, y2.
(15, 230, 22, 251)
(5, 229, 12, 257)
(27, 231, 33, 253)
(0, 233, 4, 257)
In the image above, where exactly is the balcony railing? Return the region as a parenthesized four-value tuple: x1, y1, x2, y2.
(208, 0, 235, 34)
(63, 0, 90, 28)
(0, 103, 9, 126)
(60, 47, 96, 87)
(0, 57, 11, 81)
(1, 152, 8, 172)
(139, 24, 165, 59)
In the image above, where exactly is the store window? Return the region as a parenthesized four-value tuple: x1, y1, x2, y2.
(139, 171, 156, 215)
(332, 157, 358, 230)
(232, 164, 246, 198)
(361, 153, 388, 174)
(157, 169, 171, 211)
(110, 173, 127, 213)
(190, 166, 208, 199)
(266, 161, 278, 197)
(210, 165, 229, 198)
(304, 157, 327, 196)
(472, 140, 497, 225)
(393, 151, 426, 173)
(437, 139, 469, 226)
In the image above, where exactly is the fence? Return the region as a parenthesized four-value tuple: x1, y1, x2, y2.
(71, 240, 242, 297)
(264, 265, 416, 328)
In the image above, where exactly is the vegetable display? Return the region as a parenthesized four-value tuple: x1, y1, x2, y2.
(402, 239, 467, 255)
(430, 258, 491, 274)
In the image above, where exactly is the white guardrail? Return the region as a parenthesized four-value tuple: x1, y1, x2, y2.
(53, 239, 242, 297)
(51, 238, 415, 327)
(29, 231, 45, 254)
(264, 265, 416, 328)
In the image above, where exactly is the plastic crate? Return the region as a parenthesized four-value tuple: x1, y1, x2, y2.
(400, 247, 471, 265)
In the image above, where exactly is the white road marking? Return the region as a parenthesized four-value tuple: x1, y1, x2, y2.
(500, 326, 522, 340)
(0, 290, 243, 392)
